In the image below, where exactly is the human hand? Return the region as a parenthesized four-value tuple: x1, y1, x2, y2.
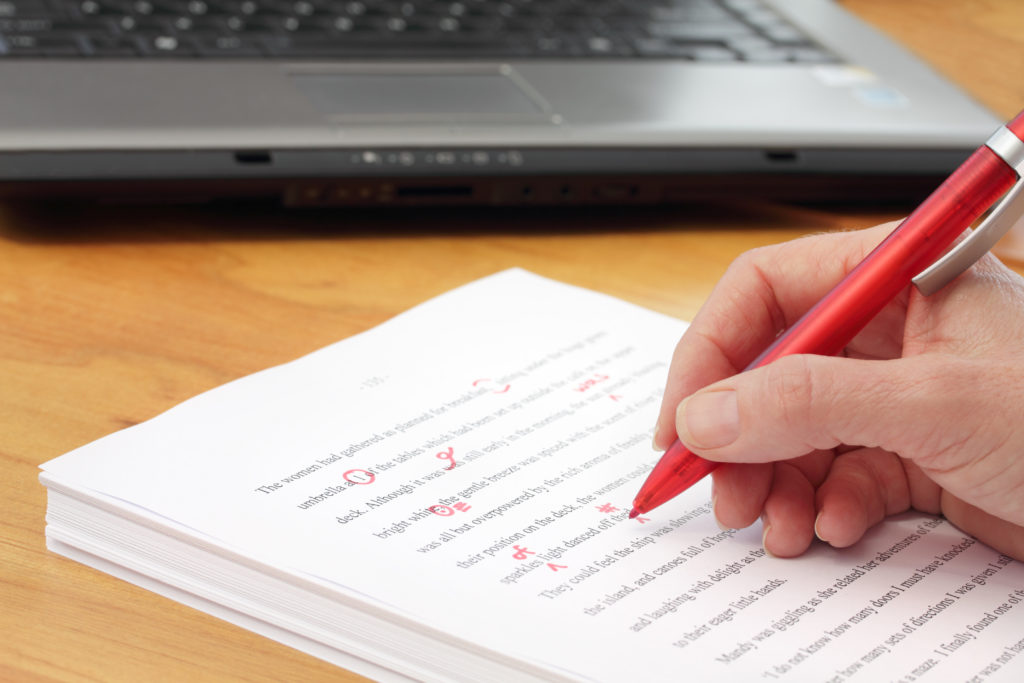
(653, 222, 1024, 560)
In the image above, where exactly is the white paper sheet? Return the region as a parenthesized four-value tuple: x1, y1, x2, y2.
(42, 269, 1024, 682)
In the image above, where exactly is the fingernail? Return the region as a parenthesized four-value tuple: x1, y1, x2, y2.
(679, 390, 740, 449)
(761, 513, 777, 558)
(814, 511, 826, 542)
(651, 418, 661, 451)
(712, 493, 730, 532)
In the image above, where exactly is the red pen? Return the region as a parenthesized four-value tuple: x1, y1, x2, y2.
(630, 109, 1024, 518)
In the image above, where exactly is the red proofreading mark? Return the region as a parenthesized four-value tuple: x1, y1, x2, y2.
(573, 374, 610, 393)
(472, 378, 512, 394)
(436, 446, 456, 470)
(512, 545, 535, 560)
(428, 502, 470, 516)
(343, 469, 376, 485)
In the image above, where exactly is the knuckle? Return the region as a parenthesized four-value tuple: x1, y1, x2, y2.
(728, 244, 775, 278)
(765, 355, 817, 408)
(759, 355, 833, 448)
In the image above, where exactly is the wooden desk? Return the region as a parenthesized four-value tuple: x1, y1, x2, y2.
(4, 3, 1024, 680)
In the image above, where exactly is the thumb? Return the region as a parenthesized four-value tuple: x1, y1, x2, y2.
(674, 354, 974, 465)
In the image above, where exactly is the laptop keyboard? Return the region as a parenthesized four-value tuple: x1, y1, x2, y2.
(0, 0, 839, 61)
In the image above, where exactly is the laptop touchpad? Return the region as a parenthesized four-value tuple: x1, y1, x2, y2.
(289, 67, 555, 123)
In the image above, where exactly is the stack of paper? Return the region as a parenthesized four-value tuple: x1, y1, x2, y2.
(41, 270, 1024, 681)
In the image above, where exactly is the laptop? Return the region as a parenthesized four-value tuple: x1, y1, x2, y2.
(0, 0, 1001, 207)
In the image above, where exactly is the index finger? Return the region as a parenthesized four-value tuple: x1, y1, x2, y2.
(653, 221, 902, 450)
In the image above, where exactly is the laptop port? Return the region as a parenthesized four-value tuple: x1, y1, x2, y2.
(764, 150, 799, 163)
(234, 151, 273, 165)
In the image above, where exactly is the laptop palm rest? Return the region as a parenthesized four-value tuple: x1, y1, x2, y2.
(289, 67, 557, 124)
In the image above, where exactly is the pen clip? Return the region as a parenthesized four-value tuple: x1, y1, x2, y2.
(912, 125, 1024, 296)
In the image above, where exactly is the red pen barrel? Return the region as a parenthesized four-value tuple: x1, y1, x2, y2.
(631, 127, 1020, 517)
(629, 441, 720, 517)
(750, 144, 1017, 368)
(1008, 109, 1024, 139)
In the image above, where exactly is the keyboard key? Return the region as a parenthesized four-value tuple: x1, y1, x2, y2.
(646, 21, 753, 42)
(264, 33, 531, 57)
(83, 34, 141, 54)
(0, 0, 839, 61)
(140, 32, 199, 53)
(0, 32, 82, 54)
(196, 33, 262, 53)
(0, 0, 48, 17)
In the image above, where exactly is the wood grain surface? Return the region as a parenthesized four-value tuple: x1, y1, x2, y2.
(3, 2, 1024, 680)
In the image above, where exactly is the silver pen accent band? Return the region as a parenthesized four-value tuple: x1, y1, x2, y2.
(913, 125, 1024, 296)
